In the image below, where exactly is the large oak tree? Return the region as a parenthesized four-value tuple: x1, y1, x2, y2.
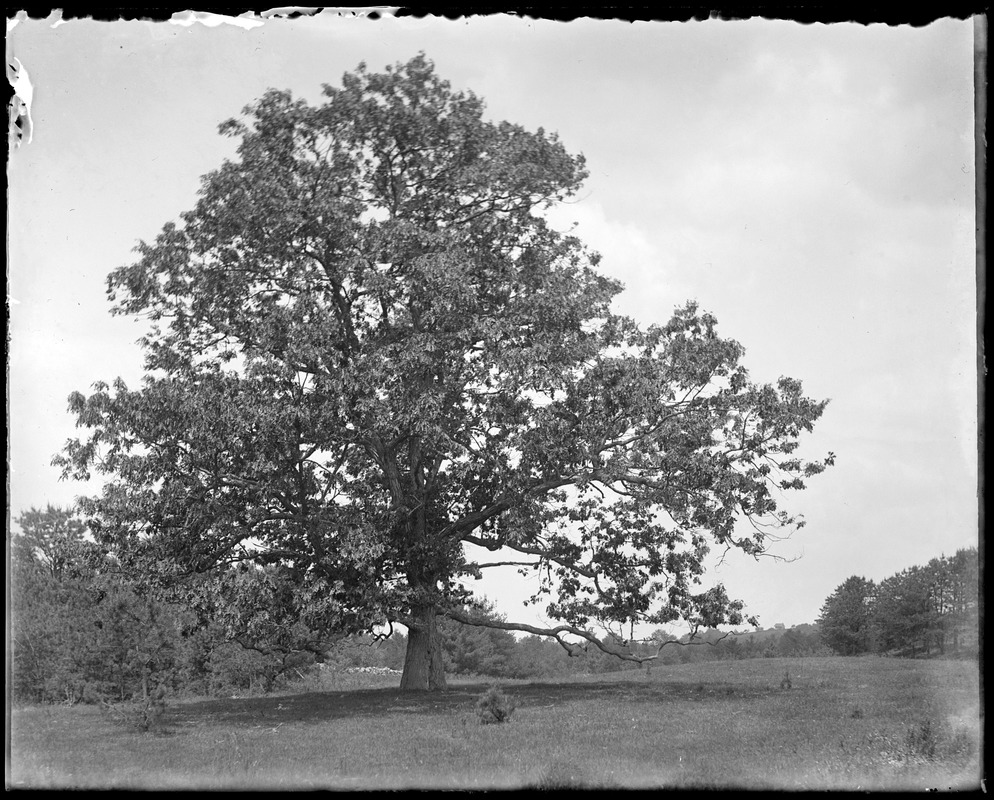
(57, 55, 833, 691)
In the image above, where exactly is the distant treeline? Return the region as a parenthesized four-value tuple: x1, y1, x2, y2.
(646, 623, 830, 664)
(816, 547, 979, 658)
(319, 618, 832, 681)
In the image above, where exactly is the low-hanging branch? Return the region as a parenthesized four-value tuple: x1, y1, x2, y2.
(443, 607, 740, 663)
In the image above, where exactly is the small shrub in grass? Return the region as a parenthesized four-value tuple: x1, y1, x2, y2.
(883, 718, 978, 767)
(102, 686, 169, 734)
(905, 718, 975, 764)
(904, 718, 938, 760)
(531, 761, 585, 788)
(476, 685, 515, 725)
(940, 725, 976, 765)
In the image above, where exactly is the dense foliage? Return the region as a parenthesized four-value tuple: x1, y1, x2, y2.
(816, 576, 876, 656)
(54, 54, 833, 690)
(9, 507, 316, 705)
(817, 548, 979, 658)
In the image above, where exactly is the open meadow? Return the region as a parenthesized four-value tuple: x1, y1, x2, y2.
(7, 655, 981, 791)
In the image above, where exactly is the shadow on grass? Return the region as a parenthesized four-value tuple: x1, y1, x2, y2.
(169, 678, 776, 729)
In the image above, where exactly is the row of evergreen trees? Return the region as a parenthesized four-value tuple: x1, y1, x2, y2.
(816, 547, 979, 657)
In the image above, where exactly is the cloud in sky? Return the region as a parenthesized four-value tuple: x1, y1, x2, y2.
(7, 13, 978, 630)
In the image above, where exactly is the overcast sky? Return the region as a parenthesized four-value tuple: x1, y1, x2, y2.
(7, 11, 979, 632)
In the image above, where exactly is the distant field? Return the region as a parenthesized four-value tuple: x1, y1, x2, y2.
(7, 656, 982, 791)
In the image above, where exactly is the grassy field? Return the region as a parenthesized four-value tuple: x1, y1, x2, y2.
(7, 656, 982, 791)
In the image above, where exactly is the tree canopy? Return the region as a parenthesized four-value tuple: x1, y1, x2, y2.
(56, 54, 833, 691)
(817, 575, 876, 656)
(817, 549, 978, 658)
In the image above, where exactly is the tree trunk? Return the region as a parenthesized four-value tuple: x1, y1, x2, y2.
(400, 605, 447, 691)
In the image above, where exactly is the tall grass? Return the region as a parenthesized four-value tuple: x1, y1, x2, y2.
(9, 656, 981, 791)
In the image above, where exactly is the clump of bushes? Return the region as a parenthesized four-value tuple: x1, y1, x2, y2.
(904, 718, 937, 759)
(897, 717, 975, 765)
(476, 685, 515, 724)
(532, 761, 585, 788)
